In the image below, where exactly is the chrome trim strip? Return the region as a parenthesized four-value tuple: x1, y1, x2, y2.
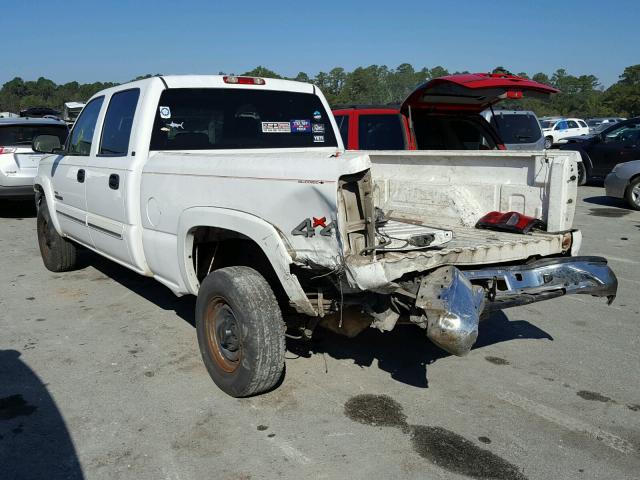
(56, 210, 85, 226)
(87, 222, 122, 239)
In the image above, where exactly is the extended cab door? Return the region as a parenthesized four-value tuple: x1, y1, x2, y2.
(52, 97, 104, 245)
(85, 88, 140, 267)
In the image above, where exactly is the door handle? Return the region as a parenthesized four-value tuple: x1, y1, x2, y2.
(77, 169, 85, 183)
(109, 173, 120, 190)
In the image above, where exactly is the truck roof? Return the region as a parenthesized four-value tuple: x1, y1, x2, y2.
(93, 75, 317, 99)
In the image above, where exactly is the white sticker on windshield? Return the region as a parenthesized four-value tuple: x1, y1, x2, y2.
(159, 106, 171, 119)
(262, 122, 291, 133)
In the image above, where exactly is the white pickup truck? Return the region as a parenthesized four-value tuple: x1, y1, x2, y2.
(33, 75, 617, 397)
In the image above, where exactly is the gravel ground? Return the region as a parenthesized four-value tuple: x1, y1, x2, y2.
(1, 186, 639, 480)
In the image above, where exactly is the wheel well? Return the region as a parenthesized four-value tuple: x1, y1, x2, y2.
(188, 226, 288, 306)
(626, 173, 640, 194)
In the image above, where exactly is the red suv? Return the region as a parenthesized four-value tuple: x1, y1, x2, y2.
(333, 73, 558, 151)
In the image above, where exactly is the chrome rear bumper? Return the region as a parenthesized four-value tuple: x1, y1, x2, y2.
(414, 256, 617, 356)
(463, 256, 618, 311)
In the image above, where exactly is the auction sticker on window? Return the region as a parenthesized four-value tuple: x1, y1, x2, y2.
(262, 122, 291, 133)
(290, 119, 311, 133)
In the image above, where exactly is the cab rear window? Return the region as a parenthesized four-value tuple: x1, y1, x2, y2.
(150, 88, 337, 150)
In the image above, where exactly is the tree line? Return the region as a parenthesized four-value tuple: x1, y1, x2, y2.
(1, 64, 639, 118)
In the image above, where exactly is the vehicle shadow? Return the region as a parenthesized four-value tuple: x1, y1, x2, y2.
(582, 195, 628, 208)
(0, 349, 84, 480)
(81, 251, 196, 327)
(78, 251, 553, 390)
(0, 199, 36, 218)
(287, 311, 553, 389)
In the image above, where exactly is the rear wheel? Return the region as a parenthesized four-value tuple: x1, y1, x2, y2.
(195, 266, 285, 397)
(577, 162, 588, 186)
(624, 178, 640, 211)
(544, 136, 553, 149)
(37, 199, 78, 272)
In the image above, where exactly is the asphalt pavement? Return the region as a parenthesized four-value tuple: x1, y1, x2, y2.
(1, 186, 639, 480)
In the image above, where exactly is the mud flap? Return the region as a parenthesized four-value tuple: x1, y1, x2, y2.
(414, 266, 485, 356)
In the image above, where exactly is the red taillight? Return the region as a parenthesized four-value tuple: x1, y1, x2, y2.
(0, 146, 17, 155)
(223, 76, 266, 85)
(476, 211, 546, 234)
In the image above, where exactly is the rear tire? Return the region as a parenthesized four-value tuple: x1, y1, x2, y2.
(195, 266, 285, 397)
(577, 162, 588, 186)
(37, 199, 78, 272)
(624, 178, 640, 211)
(544, 136, 553, 149)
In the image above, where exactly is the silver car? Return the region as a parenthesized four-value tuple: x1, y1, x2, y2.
(481, 109, 545, 150)
(605, 160, 640, 210)
(0, 117, 68, 199)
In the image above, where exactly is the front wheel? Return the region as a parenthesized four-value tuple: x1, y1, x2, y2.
(195, 266, 285, 397)
(544, 136, 553, 149)
(625, 178, 640, 211)
(37, 199, 78, 272)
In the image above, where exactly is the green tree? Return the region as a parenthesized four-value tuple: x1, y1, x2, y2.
(242, 66, 282, 79)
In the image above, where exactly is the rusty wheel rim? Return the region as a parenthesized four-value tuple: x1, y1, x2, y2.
(205, 297, 241, 373)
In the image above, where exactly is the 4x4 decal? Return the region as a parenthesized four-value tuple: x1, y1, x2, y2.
(292, 217, 334, 237)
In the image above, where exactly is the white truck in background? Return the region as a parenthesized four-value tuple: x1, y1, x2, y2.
(33, 75, 617, 397)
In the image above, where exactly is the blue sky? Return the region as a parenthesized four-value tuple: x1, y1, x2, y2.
(3, 0, 638, 87)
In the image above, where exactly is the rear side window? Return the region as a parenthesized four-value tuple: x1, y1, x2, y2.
(490, 114, 542, 144)
(100, 89, 140, 156)
(567, 120, 579, 129)
(0, 124, 67, 147)
(67, 97, 104, 155)
(358, 114, 405, 150)
(334, 115, 349, 147)
(150, 88, 337, 150)
(578, 120, 587, 128)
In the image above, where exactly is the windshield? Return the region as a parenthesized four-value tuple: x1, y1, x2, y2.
(0, 124, 68, 147)
(490, 114, 542, 144)
(150, 88, 337, 150)
(539, 120, 555, 129)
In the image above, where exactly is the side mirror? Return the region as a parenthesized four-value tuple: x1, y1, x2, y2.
(32, 134, 62, 154)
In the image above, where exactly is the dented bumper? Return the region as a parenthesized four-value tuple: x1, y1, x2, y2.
(414, 257, 617, 356)
(463, 256, 618, 309)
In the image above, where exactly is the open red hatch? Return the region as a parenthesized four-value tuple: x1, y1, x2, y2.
(401, 73, 559, 114)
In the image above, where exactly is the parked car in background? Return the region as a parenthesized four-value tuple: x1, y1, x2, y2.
(62, 102, 86, 126)
(332, 105, 412, 150)
(560, 117, 640, 185)
(0, 117, 68, 199)
(605, 160, 640, 210)
(334, 73, 558, 151)
(541, 118, 589, 148)
(19, 107, 62, 119)
(481, 109, 544, 150)
(586, 117, 625, 133)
